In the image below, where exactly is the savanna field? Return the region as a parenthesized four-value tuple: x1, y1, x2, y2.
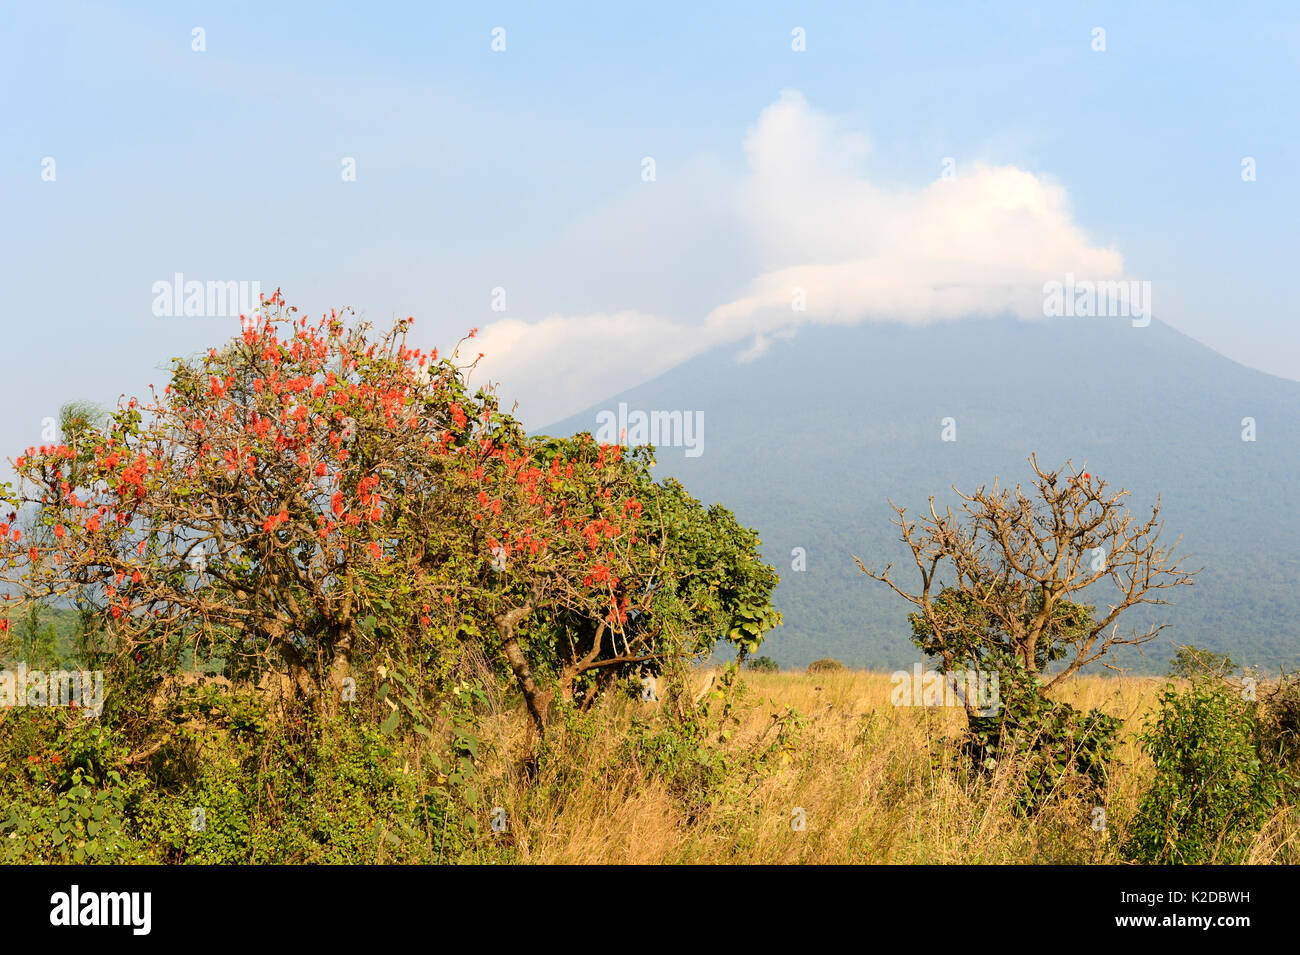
(466, 669, 1299, 865)
(7, 657, 1297, 866)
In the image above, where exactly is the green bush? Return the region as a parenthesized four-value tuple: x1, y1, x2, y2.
(806, 658, 844, 674)
(745, 656, 779, 673)
(1254, 676, 1300, 773)
(1124, 682, 1286, 864)
(963, 667, 1120, 814)
(0, 715, 152, 863)
(0, 688, 503, 864)
(622, 712, 727, 821)
(1168, 645, 1237, 680)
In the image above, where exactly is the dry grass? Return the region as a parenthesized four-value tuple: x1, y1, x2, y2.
(474, 669, 1184, 864)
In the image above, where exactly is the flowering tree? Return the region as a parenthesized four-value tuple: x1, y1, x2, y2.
(0, 293, 780, 737)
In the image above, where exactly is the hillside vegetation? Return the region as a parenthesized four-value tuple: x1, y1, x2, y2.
(545, 316, 1300, 672)
(2, 300, 1296, 866)
(4, 666, 1299, 864)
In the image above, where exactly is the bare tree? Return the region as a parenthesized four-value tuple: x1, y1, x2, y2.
(855, 455, 1198, 688)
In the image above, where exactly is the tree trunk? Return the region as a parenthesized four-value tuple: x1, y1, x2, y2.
(267, 624, 319, 704)
(323, 625, 354, 717)
(496, 605, 549, 735)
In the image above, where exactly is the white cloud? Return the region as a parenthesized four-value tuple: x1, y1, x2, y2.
(476, 90, 1131, 427)
(470, 312, 705, 423)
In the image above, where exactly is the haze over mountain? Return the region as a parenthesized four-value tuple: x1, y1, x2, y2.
(542, 315, 1300, 674)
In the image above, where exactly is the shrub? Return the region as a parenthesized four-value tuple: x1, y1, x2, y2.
(1124, 682, 1286, 864)
(1168, 645, 1237, 680)
(1253, 675, 1300, 773)
(0, 715, 152, 864)
(963, 667, 1120, 814)
(0, 677, 501, 864)
(806, 658, 844, 674)
(745, 655, 779, 673)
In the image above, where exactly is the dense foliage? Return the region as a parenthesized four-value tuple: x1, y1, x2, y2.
(1124, 680, 1286, 864)
(0, 296, 783, 862)
(0, 296, 780, 739)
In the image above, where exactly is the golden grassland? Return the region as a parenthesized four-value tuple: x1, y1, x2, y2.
(471, 670, 1300, 864)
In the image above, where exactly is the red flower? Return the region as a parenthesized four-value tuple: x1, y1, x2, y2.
(54, 525, 65, 539)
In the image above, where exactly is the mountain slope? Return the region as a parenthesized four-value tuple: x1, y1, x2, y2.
(541, 316, 1300, 673)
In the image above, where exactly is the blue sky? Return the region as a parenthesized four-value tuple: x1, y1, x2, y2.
(2, 1, 1298, 452)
